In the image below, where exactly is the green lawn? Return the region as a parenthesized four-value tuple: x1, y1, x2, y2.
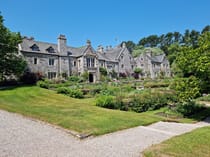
(143, 126, 210, 157)
(0, 86, 167, 135)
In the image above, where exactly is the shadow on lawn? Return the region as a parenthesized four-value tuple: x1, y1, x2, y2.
(0, 84, 35, 91)
(187, 107, 210, 123)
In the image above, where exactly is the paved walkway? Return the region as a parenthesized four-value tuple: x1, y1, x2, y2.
(0, 110, 209, 157)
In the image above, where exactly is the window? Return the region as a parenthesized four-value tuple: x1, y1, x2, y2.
(86, 58, 91, 67)
(141, 64, 144, 67)
(46, 47, 55, 53)
(34, 58, 38, 64)
(121, 55, 123, 59)
(74, 61, 76, 67)
(86, 57, 95, 67)
(131, 65, 134, 69)
(49, 58, 55, 66)
(91, 58, 95, 67)
(141, 58, 143, 61)
(30, 44, 40, 51)
(48, 72, 56, 79)
(121, 64, 124, 68)
(78, 60, 81, 67)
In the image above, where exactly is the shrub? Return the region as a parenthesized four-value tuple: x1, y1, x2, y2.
(69, 89, 84, 98)
(99, 67, 108, 76)
(57, 87, 70, 95)
(128, 92, 172, 113)
(96, 95, 116, 109)
(144, 81, 169, 88)
(37, 80, 50, 89)
(57, 87, 83, 98)
(174, 101, 205, 117)
(20, 72, 44, 84)
(170, 76, 201, 101)
(68, 75, 80, 82)
(134, 67, 142, 74)
(119, 73, 127, 78)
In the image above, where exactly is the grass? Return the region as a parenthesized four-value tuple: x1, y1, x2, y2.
(0, 86, 166, 135)
(143, 126, 210, 157)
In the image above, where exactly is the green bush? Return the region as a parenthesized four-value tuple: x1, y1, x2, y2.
(170, 76, 201, 101)
(68, 75, 80, 82)
(69, 89, 84, 98)
(57, 87, 84, 98)
(99, 67, 108, 76)
(57, 87, 70, 95)
(96, 95, 116, 109)
(144, 81, 169, 88)
(174, 101, 205, 117)
(128, 92, 172, 113)
(37, 80, 50, 89)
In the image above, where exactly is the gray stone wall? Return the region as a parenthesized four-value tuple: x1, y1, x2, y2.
(22, 52, 59, 78)
(118, 50, 134, 75)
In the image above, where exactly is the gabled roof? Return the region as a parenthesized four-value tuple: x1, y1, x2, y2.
(150, 54, 165, 63)
(19, 37, 95, 57)
(97, 45, 130, 62)
(20, 38, 59, 54)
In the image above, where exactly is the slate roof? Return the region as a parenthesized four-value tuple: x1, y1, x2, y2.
(20, 38, 59, 54)
(97, 45, 128, 62)
(150, 54, 165, 63)
(20, 38, 91, 57)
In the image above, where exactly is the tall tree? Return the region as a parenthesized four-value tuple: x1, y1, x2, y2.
(0, 13, 26, 81)
(138, 35, 159, 47)
(201, 25, 210, 34)
(176, 32, 210, 92)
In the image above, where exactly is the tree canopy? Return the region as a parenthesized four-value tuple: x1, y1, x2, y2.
(0, 13, 26, 81)
(175, 32, 210, 92)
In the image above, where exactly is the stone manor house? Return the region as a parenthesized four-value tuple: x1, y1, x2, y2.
(19, 35, 171, 82)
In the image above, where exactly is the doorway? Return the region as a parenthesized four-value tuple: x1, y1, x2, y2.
(89, 73, 94, 83)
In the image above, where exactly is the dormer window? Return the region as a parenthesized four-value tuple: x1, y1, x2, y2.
(67, 51, 72, 55)
(46, 46, 55, 53)
(30, 44, 40, 51)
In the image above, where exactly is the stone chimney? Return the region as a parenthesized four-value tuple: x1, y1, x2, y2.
(97, 45, 104, 53)
(122, 42, 126, 48)
(86, 40, 91, 46)
(146, 49, 152, 57)
(58, 34, 67, 54)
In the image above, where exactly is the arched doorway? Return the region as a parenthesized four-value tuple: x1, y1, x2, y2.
(89, 73, 94, 83)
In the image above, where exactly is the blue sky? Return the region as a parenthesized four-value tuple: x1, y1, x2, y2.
(0, 0, 210, 48)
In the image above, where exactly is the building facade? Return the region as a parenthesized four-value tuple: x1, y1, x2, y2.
(19, 35, 170, 82)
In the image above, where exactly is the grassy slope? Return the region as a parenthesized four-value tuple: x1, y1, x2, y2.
(143, 126, 210, 157)
(0, 86, 166, 135)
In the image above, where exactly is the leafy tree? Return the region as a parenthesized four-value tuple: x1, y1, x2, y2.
(138, 35, 159, 47)
(176, 32, 210, 92)
(167, 43, 181, 65)
(0, 13, 26, 81)
(201, 25, 210, 34)
(170, 76, 201, 101)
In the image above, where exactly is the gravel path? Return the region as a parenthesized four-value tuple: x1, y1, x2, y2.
(0, 110, 209, 157)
